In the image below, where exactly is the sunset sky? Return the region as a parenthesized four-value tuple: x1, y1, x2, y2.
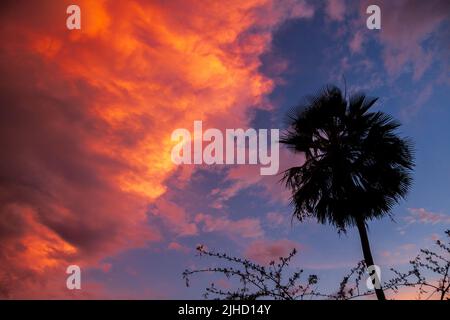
(0, 0, 449, 299)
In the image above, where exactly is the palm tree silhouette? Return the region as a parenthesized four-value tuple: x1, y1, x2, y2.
(281, 86, 414, 300)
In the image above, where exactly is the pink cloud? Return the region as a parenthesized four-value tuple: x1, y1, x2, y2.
(378, 242, 417, 266)
(244, 239, 301, 264)
(406, 208, 450, 225)
(325, 0, 347, 21)
(149, 198, 198, 237)
(266, 211, 287, 226)
(195, 213, 264, 239)
(401, 84, 433, 119)
(215, 278, 232, 290)
(210, 148, 304, 209)
(349, 31, 364, 53)
(168, 241, 190, 253)
(359, 0, 450, 80)
(100, 263, 112, 273)
(430, 233, 440, 241)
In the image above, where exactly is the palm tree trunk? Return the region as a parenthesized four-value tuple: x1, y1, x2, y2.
(355, 217, 386, 300)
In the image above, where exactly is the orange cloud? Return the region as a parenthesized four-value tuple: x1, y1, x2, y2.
(0, 0, 314, 297)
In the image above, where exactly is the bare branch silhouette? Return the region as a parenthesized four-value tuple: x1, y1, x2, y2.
(183, 245, 320, 300)
(183, 230, 450, 300)
(387, 229, 450, 300)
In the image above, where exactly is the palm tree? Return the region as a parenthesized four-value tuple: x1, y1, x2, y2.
(280, 86, 414, 300)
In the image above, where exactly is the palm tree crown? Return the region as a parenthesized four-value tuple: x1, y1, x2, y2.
(281, 86, 414, 232)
